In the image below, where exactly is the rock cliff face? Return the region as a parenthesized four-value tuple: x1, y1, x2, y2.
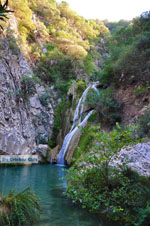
(0, 38, 55, 155)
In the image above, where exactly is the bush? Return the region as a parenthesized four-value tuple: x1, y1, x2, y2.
(137, 110, 150, 138)
(134, 84, 150, 96)
(0, 188, 40, 226)
(19, 75, 41, 100)
(67, 166, 150, 225)
(101, 15, 150, 87)
(35, 52, 75, 96)
(51, 101, 66, 147)
(76, 79, 86, 94)
(66, 126, 148, 225)
(38, 91, 51, 107)
(9, 36, 20, 55)
(72, 126, 95, 164)
(0, 0, 13, 30)
(85, 88, 123, 125)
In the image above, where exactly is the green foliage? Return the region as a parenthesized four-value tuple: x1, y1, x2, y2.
(7, 75, 41, 103)
(72, 126, 95, 164)
(82, 125, 142, 173)
(101, 12, 150, 87)
(85, 88, 123, 125)
(137, 110, 150, 138)
(9, 0, 36, 42)
(0, 0, 13, 30)
(38, 91, 51, 107)
(9, 0, 108, 59)
(82, 54, 96, 75)
(104, 19, 130, 34)
(134, 203, 150, 226)
(0, 188, 40, 226)
(51, 101, 66, 147)
(134, 84, 150, 96)
(76, 79, 86, 94)
(133, 11, 150, 34)
(35, 52, 75, 96)
(66, 126, 148, 225)
(21, 75, 41, 99)
(54, 101, 66, 131)
(8, 36, 20, 54)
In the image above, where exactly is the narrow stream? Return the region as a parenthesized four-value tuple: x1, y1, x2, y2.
(0, 165, 110, 226)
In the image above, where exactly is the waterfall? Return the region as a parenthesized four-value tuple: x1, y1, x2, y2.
(56, 83, 98, 165)
(70, 85, 91, 131)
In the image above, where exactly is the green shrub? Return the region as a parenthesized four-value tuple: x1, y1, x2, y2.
(101, 15, 150, 87)
(72, 126, 95, 164)
(20, 75, 41, 100)
(35, 53, 75, 96)
(67, 166, 150, 225)
(85, 87, 123, 125)
(7, 76, 41, 104)
(134, 84, 150, 96)
(137, 110, 150, 138)
(76, 79, 86, 94)
(38, 92, 51, 107)
(82, 53, 95, 75)
(0, 0, 13, 30)
(51, 101, 66, 147)
(9, 36, 20, 55)
(66, 126, 147, 225)
(0, 188, 40, 226)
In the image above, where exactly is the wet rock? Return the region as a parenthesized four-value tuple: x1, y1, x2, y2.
(65, 128, 81, 165)
(50, 145, 60, 163)
(37, 144, 48, 158)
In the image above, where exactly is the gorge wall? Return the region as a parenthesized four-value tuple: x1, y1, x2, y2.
(0, 38, 55, 156)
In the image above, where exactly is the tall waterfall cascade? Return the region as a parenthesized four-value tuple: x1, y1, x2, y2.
(57, 83, 99, 165)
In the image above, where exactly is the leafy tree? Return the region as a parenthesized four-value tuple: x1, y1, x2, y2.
(104, 19, 130, 34)
(8, 0, 108, 60)
(100, 11, 150, 86)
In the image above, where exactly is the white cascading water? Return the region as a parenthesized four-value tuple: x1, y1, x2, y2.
(56, 83, 99, 165)
(70, 84, 91, 131)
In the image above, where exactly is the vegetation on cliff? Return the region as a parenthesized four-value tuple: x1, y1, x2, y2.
(8, 0, 108, 60)
(0, 0, 13, 30)
(3, 0, 108, 101)
(99, 11, 150, 89)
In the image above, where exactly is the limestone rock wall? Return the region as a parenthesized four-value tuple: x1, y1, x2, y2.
(0, 39, 55, 155)
(112, 142, 150, 176)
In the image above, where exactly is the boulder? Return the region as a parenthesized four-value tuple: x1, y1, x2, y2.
(112, 141, 150, 176)
(37, 144, 48, 158)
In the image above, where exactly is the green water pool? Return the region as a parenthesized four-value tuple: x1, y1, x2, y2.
(0, 164, 111, 226)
